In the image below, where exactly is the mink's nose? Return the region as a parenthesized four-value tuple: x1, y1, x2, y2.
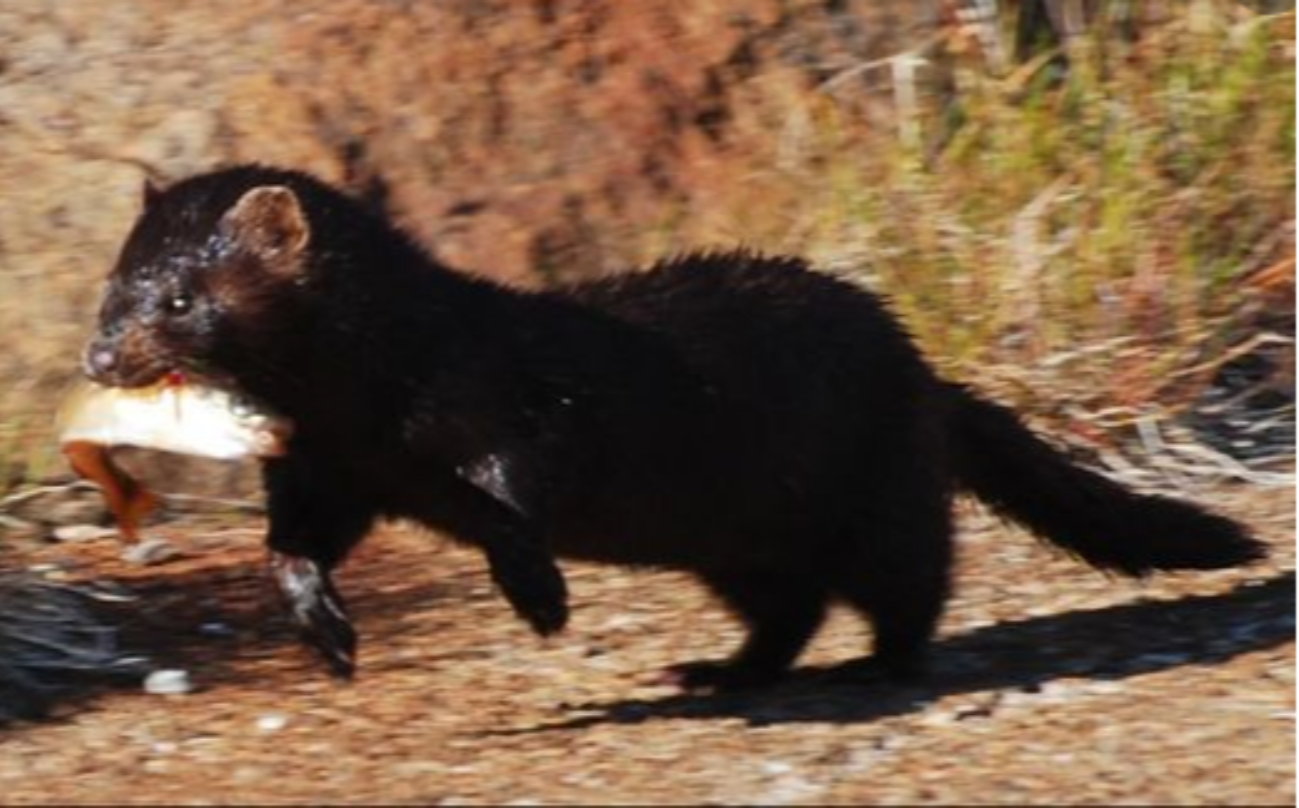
(82, 339, 119, 382)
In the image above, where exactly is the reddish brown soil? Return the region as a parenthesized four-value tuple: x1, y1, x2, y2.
(0, 484, 1292, 805)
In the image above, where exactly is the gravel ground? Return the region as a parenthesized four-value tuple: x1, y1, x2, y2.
(0, 483, 1292, 805)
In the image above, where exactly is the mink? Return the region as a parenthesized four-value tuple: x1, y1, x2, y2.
(82, 165, 1266, 689)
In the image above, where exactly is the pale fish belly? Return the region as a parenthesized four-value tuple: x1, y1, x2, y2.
(54, 379, 291, 542)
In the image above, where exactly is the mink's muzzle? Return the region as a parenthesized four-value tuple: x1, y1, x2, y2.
(82, 338, 118, 379)
(80, 330, 172, 389)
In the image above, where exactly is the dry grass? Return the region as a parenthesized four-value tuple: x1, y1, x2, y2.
(638, 4, 1295, 480)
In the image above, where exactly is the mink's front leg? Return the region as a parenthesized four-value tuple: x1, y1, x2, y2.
(262, 455, 375, 679)
(268, 551, 357, 678)
(404, 461, 569, 637)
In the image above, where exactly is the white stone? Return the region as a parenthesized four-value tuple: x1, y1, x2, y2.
(256, 713, 288, 732)
(144, 669, 192, 695)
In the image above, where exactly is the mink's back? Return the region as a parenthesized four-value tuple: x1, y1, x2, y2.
(518, 253, 946, 566)
(557, 251, 939, 453)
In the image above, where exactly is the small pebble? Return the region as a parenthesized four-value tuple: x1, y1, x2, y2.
(256, 713, 289, 732)
(51, 523, 118, 543)
(144, 669, 193, 696)
(122, 537, 184, 566)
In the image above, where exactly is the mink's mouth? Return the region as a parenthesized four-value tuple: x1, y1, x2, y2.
(87, 364, 173, 390)
(80, 343, 174, 390)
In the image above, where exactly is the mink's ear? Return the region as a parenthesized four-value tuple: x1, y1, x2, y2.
(219, 185, 311, 270)
(142, 178, 163, 210)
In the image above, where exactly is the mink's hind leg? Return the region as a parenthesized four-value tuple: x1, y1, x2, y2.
(834, 508, 953, 681)
(667, 571, 828, 693)
(263, 456, 376, 679)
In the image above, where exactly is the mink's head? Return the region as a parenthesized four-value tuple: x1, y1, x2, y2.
(84, 167, 323, 389)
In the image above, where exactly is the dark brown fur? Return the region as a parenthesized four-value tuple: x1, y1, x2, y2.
(84, 166, 1267, 689)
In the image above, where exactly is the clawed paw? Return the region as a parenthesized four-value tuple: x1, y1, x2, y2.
(490, 554, 569, 637)
(269, 552, 358, 679)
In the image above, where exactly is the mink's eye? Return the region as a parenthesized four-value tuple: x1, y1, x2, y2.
(166, 293, 193, 316)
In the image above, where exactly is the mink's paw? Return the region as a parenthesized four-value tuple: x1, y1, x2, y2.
(490, 551, 569, 637)
(509, 565, 570, 637)
(269, 552, 358, 679)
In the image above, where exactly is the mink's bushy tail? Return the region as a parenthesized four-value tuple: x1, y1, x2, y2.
(945, 384, 1267, 576)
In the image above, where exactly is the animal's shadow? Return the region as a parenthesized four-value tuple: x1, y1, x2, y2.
(493, 570, 1295, 732)
(6, 554, 1292, 731)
